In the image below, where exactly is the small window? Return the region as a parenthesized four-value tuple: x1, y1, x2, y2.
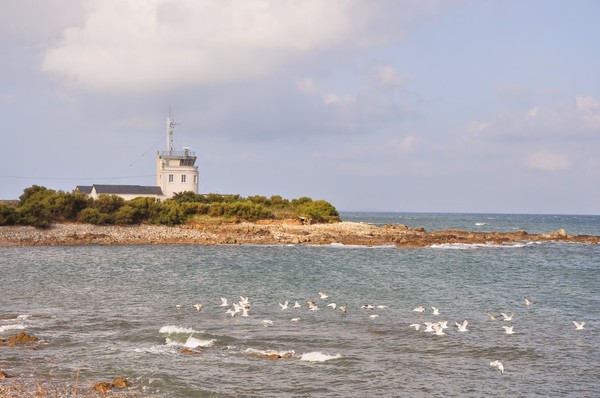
(194, 175, 198, 184)
(181, 175, 186, 183)
(168, 174, 174, 183)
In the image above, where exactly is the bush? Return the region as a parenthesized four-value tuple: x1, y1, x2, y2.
(0, 203, 18, 226)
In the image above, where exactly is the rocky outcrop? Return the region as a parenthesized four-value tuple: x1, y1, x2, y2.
(0, 222, 598, 248)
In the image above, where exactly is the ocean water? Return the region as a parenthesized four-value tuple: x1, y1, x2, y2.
(1, 213, 599, 397)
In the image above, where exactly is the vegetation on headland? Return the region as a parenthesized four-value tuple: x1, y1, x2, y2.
(0, 185, 339, 228)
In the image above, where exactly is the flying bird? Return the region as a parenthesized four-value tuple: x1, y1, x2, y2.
(573, 321, 585, 330)
(220, 297, 229, 307)
(413, 306, 426, 313)
(327, 303, 337, 310)
(490, 360, 505, 374)
(500, 312, 514, 321)
(318, 292, 329, 300)
(523, 296, 535, 306)
(193, 304, 203, 312)
(502, 325, 515, 335)
(279, 300, 289, 310)
(456, 320, 469, 332)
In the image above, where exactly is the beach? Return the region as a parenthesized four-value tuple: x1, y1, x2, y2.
(1, 221, 598, 247)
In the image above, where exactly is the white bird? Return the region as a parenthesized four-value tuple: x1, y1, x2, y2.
(318, 292, 329, 300)
(431, 307, 440, 315)
(279, 300, 289, 310)
(262, 319, 273, 327)
(291, 318, 300, 322)
(369, 314, 380, 319)
(293, 301, 301, 308)
(500, 312, 514, 321)
(438, 320, 449, 329)
(490, 360, 504, 374)
(240, 296, 250, 305)
(409, 323, 421, 331)
(502, 325, 515, 335)
(423, 322, 436, 332)
(307, 300, 317, 308)
(220, 297, 229, 307)
(413, 306, 426, 313)
(339, 306, 347, 314)
(327, 303, 337, 310)
(309, 305, 320, 312)
(456, 320, 469, 332)
(241, 307, 250, 317)
(193, 304, 203, 312)
(362, 304, 375, 310)
(233, 303, 242, 313)
(523, 296, 535, 306)
(226, 308, 236, 317)
(175, 304, 182, 310)
(376, 305, 388, 309)
(573, 321, 586, 330)
(487, 312, 498, 321)
(433, 324, 446, 335)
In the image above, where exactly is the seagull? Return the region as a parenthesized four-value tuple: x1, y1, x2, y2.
(409, 323, 421, 331)
(523, 296, 535, 306)
(291, 318, 300, 322)
(500, 312, 515, 321)
(262, 319, 273, 327)
(175, 304, 182, 310)
(433, 324, 446, 335)
(293, 301, 301, 308)
(369, 314, 380, 319)
(240, 296, 250, 305)
(307, 300, 317, 308)
(241, 307, 250, 317)
(413, 306, 426, 313)
(220, 297, 229, 307)
(233, 303, 242, 313)
(502, 325, 515, 335)
(226, 308, 236, 317)
(456, 320, 469, 332)
(193, 304, 203, 312)
(362, 304, 375, 310)
(423, 322, 436, 332)
(376, 305, 388, 309)
(490, 360, 504, 374)
(487, 312, 498, 321)
(318, 292, 329, 300)
(573, 321, 585, 330)
(279, 300, 289, 310)
(309, 305, 320, 312)
(431, 307, 440, 315)
(339, 306, 347, 314)
(327, 303, 337, 310)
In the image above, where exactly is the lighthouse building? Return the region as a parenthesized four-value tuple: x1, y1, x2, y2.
(77, 114, 198, 201)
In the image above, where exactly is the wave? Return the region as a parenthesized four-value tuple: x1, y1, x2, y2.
(245, 348, 295, 358)
(159, 325, 202, 335)
(300, 351, 342, 362)
(0, 324, 26, 333)
(329, 242, 396, 249)
(429, 241, 539, 250)
(474, 222, 487, 226)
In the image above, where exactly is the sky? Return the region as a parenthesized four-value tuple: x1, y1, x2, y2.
(1, 0, 600, 214)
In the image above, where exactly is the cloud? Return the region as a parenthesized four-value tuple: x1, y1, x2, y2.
(523, 149, 570, 172)
(467, 95, 600, 139)
(41, 0, 373, 93)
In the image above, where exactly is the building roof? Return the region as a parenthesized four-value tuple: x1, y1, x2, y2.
(75, 185, 93, 194)
(90, 184, 163, 196)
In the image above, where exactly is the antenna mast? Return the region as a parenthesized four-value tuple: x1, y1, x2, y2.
(166, 108, 179, 155)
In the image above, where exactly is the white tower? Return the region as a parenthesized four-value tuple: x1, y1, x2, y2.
(156, 113, 199, 198)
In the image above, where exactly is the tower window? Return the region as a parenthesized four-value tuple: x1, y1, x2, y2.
(181, 175, 186, 183)
(194, 175, 198, 184)
(168, 174, 174, 183)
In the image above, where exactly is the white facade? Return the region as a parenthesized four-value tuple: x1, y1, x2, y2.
(156, 114, 199, 198)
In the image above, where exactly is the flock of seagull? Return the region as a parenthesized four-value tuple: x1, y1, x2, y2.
(175, 293, 588, 375)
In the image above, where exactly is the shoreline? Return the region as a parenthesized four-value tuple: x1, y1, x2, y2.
(1, 222, 599, 248)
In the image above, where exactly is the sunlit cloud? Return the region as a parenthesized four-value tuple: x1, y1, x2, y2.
(523, 149, 570, 172)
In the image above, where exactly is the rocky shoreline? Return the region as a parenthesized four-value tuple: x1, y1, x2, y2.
(1, 221, 598, 248)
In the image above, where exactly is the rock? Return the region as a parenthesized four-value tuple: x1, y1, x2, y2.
(93, 382, 113, 393)
(0, 370, 11, 378)
(181, 348, 201, 355)
(6, 331, 38, 345)
(112, 377, 131, 389)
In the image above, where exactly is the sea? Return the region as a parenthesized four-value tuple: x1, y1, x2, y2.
(1, 212, 599, 397)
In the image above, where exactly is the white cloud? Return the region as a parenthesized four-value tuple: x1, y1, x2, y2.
(466, 95, 600, 138)
(41, 0, 372, 93)
(373, 65, 407, 87)
(523, 149, 570, 172)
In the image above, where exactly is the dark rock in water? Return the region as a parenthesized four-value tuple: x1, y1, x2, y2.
(0, 331, 39, 347)
(181, 347, 201, 355)
(0, 370, 12, 378)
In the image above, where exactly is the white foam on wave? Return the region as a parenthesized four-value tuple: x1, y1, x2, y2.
(430, 241, 538, 250)
(300, 351, 342, 362)
(0, 324, 26, 333)
(329, 242, 395, 249)
(245, 348, 295, 357)
(184, 336, 216, 349)
(159, 325, 201, 335)
(474, 222, 487, 226)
